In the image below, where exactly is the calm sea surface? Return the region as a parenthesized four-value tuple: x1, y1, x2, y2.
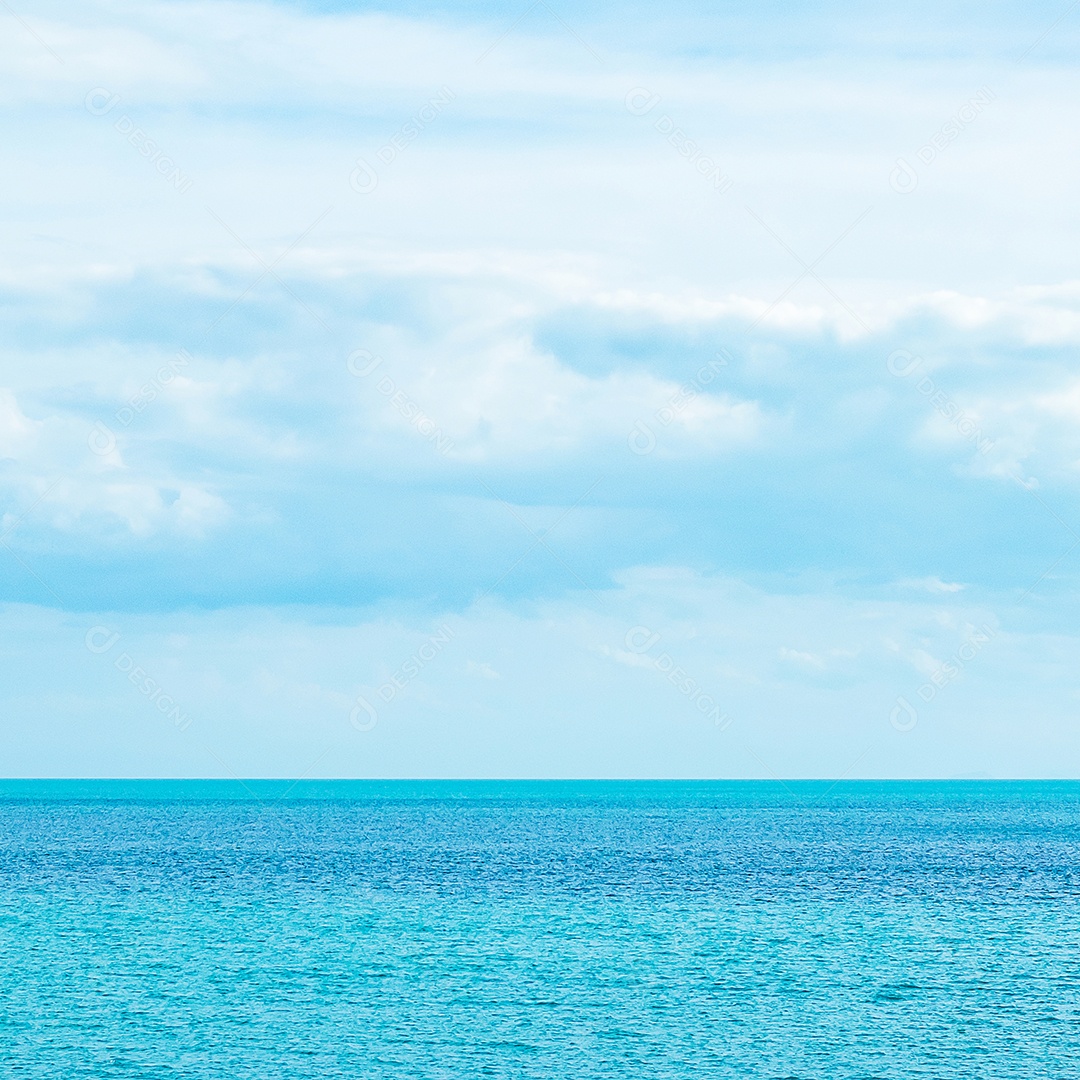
(1, 780, 1079, 1078)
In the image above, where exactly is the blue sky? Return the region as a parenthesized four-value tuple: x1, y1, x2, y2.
(2, 0, 1080, 777)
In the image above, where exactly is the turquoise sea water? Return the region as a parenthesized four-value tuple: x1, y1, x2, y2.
(1, 780, 1079, 1078)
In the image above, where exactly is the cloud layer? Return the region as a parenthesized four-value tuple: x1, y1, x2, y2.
(2, 0, 1079, 776)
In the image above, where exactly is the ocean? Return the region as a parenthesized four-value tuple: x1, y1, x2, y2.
(1, 780, 1078, 1077)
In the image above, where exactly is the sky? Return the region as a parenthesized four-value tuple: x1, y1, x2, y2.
(2, 0, 1080, 778)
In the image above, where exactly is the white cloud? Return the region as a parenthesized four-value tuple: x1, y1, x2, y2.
(899, 577, 966, 594)
(0, 570, 1057, 777)
(4, 0, 1080, 777)
(466, 660, 500, 680)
